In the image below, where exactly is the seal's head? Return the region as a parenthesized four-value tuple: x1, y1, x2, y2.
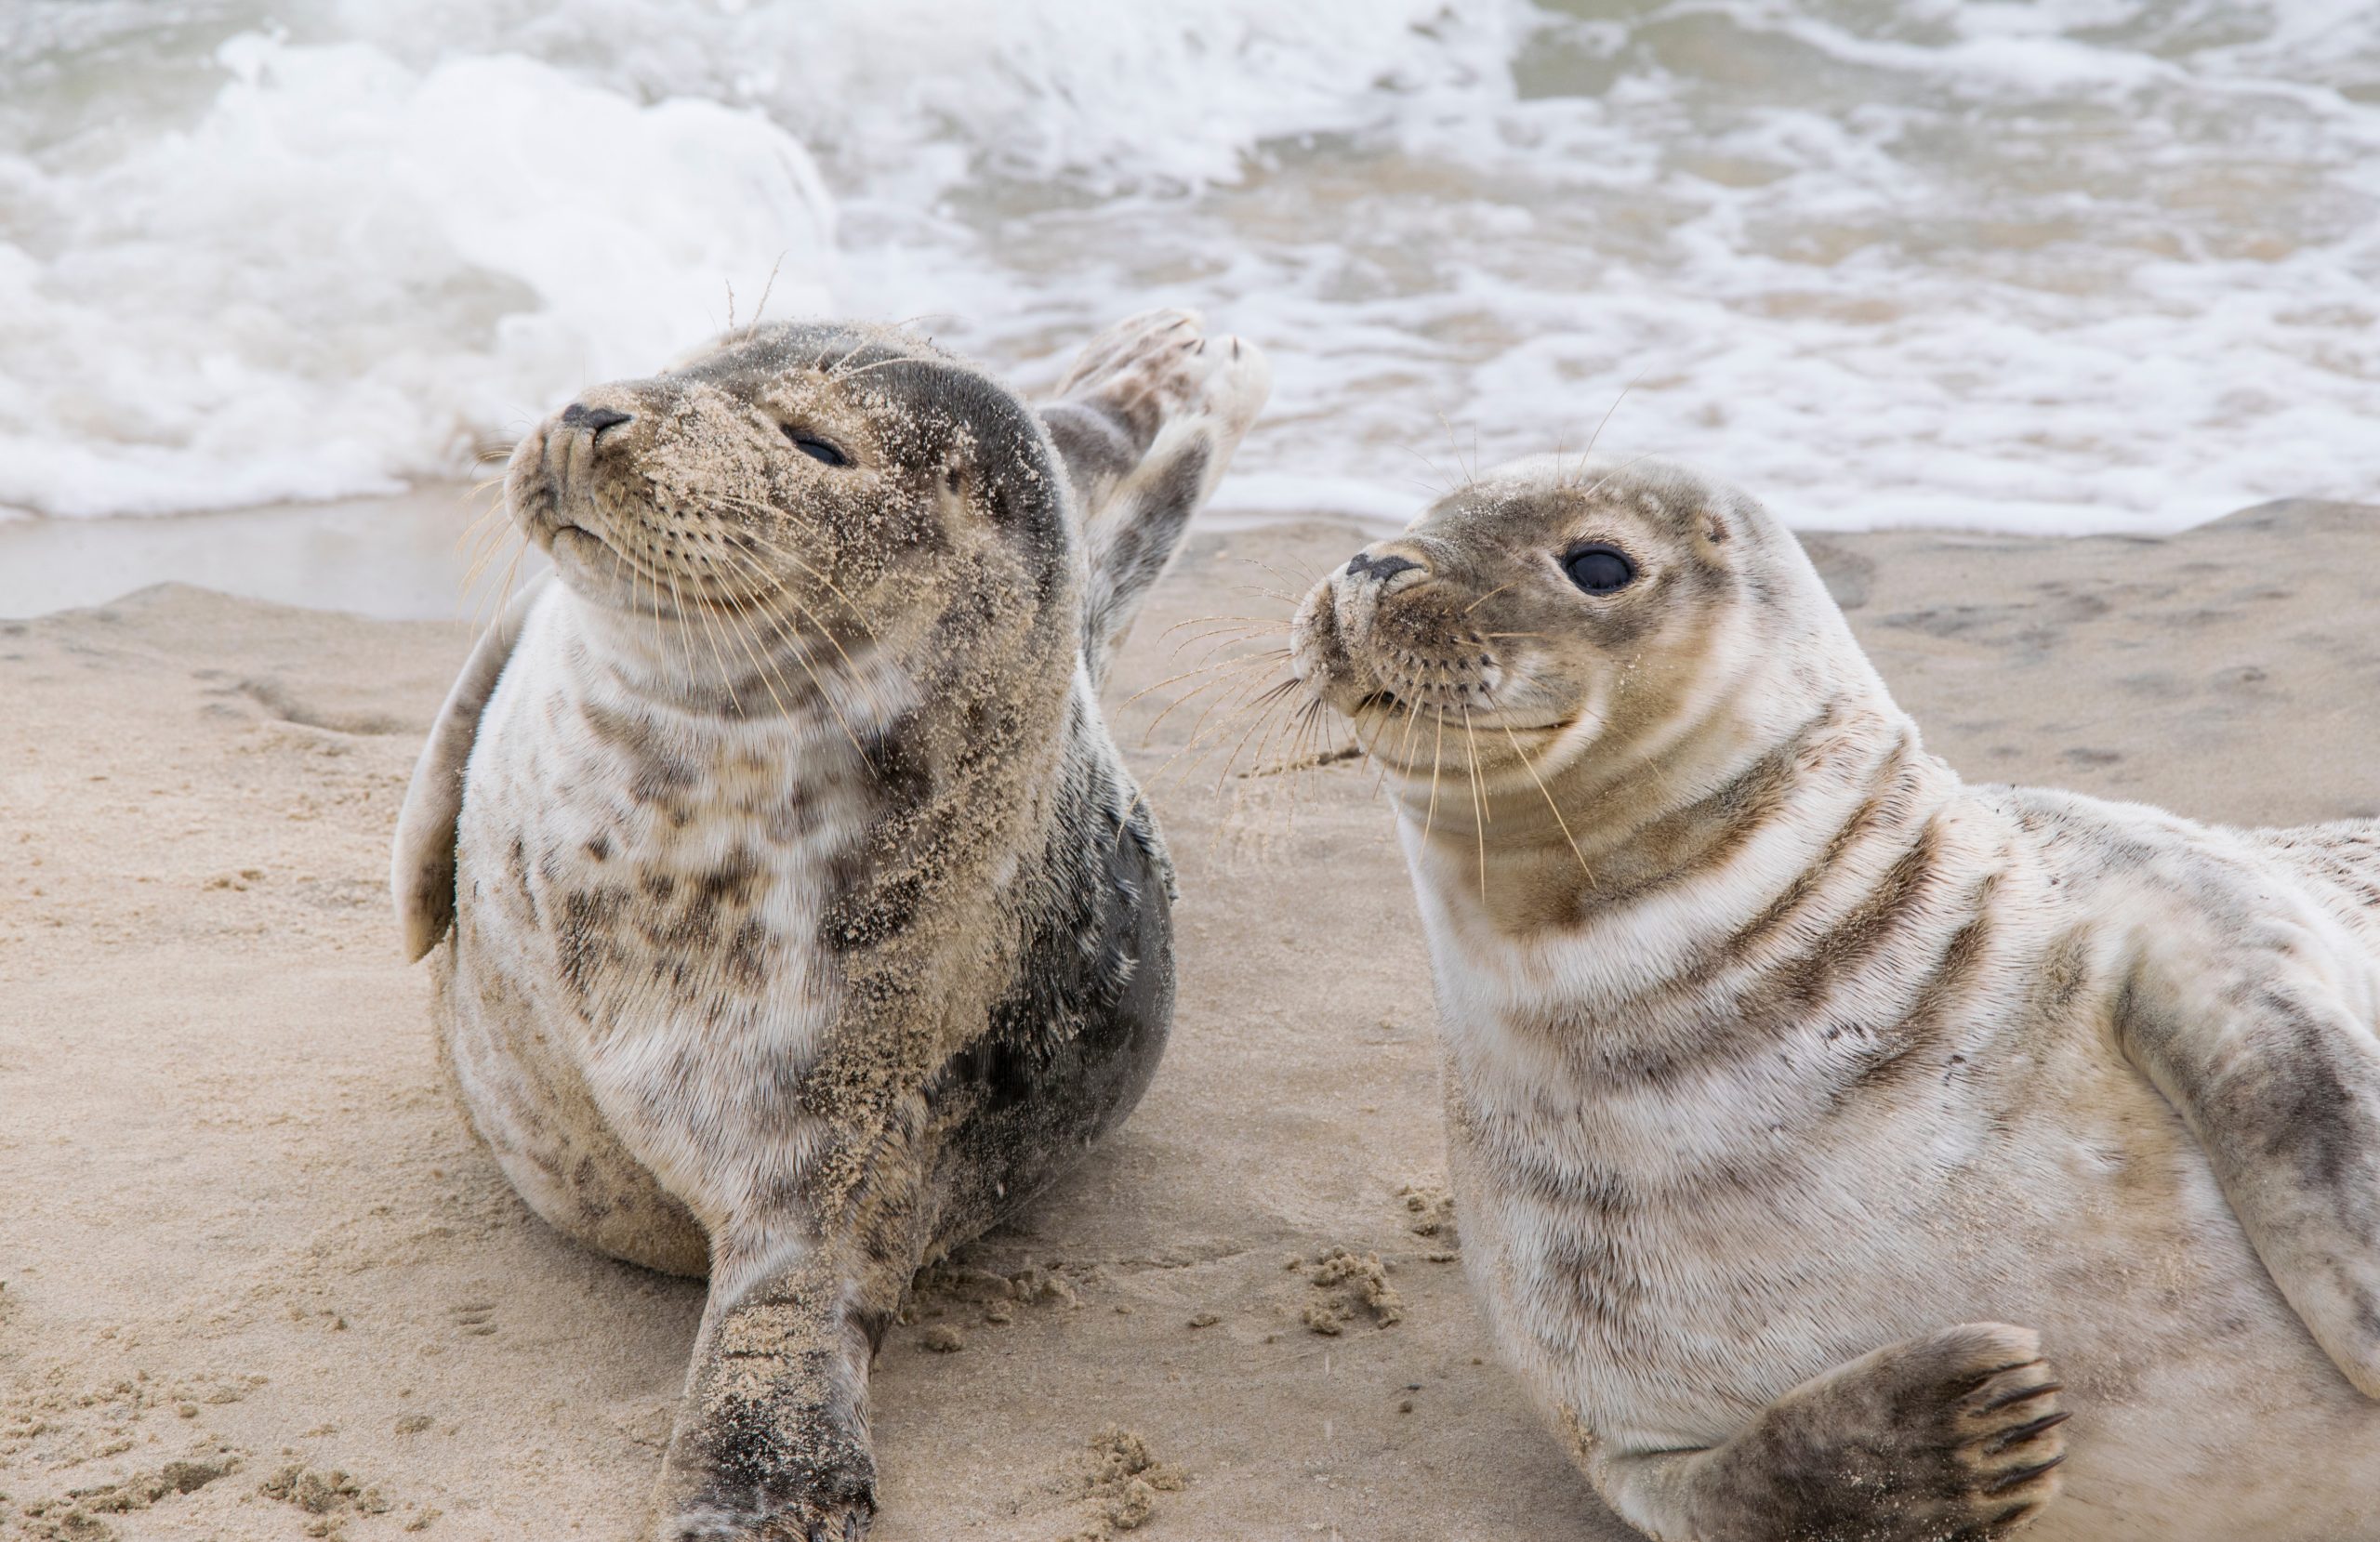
(1292, 455, 1879, 837)
(506, 322, 1077, 688)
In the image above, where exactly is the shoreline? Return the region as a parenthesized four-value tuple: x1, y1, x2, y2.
(4, 480, 2334, 625)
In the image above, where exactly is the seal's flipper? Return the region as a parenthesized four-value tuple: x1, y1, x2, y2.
(1039, 309, 1271, 685)
(1591, 1322, 2069, 1542)
(2121, 938, 2380, 1398)
(391, 574, 552, 962)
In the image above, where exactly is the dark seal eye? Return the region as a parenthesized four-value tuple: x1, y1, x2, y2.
(783, 427, 848, 467)
(1563, 543, 1636, 595)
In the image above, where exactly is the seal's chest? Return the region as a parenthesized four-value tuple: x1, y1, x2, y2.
(458, 666, 880, 1053)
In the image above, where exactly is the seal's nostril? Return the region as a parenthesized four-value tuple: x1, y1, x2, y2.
(1346, 552, 1421, 583)
(561, 403, 632, 436)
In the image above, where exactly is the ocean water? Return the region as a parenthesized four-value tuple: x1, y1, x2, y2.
(3, 0, 2375, 540)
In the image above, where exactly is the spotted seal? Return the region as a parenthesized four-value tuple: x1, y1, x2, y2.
(1290, 455, 2380, 1541)
(391, 310, 1269, 1539)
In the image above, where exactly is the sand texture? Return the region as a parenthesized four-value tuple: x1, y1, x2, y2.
(3, 498, 2375, 1541)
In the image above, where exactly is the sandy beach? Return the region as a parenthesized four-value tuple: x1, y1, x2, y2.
(4, 494, 2376, 1542)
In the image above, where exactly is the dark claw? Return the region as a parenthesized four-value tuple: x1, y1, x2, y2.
(1949, 1358, 2047, 1396)
(1976, 1377, 2064, 1414)
(1982, 1454, 2068, 1495)
(1986, 1500, 2046, 1530)
(1984, 1409, 2072, 1454)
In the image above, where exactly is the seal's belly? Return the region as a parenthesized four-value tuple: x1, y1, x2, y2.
(438, 624, 880, 1271)
(1454, 1025, 2380, 1540)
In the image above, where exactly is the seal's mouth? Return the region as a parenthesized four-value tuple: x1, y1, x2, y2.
(1353, 694, 1574, 736)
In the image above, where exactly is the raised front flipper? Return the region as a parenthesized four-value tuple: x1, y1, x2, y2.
(2120, 927, 2380, 1397)
(1590, 1323, 2069, 1542)
(390, 575, 552, 961)
(1038, 309, 1271, 684)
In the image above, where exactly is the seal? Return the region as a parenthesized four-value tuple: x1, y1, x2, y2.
(391, 310, 1269, 1540)
(1289, 455, 2380, 1542)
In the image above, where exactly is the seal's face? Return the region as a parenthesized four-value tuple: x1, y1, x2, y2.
(1292, 455, 1774, 787)
(505, 322, 1074, 680)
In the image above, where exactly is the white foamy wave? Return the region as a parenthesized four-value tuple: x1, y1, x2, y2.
(324, 0, 1528, 194)
(2, 0, 2375, 534)
(0, 32, 834, 516)
(0, 0, 1527, 518)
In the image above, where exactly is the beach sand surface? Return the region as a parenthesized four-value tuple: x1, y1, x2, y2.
(3, 497, 2374, 1541)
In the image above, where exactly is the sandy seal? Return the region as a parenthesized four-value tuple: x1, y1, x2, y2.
(1290, 455, 2380, 1542)
(391, 310, 1268, 1539)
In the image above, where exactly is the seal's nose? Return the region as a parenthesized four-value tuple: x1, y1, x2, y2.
(561, 402, 632, 435)
(1345, 551, 1421, 583)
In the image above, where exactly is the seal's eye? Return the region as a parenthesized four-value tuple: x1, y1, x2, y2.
(783, 427, 849, 467)
(1563, 544, 1636, 596)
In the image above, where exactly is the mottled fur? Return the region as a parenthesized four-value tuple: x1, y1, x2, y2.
(1292, 455, 2380, 1542)
(392, 313, 1267, 1540)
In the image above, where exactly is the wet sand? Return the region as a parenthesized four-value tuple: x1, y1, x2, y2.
(2, 496, 2375, 1540)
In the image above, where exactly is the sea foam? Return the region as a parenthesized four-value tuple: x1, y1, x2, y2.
(0, 0, 2373, 532)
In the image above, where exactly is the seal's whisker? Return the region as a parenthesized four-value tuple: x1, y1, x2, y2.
(1138, 676, 1297, 810)
(1501, 718, 1593, 886)
(1167, 624, 1284, 664)
(1580, 450, 1665, 503)
(1265, 699, 1326, 813)
(1231, 554, 1322, 597)
(1154, 661, 1296, 763)
(1436, 410, 1478, 490)
(1217, 683, 1315, 805)
(656, 554, 719, 699)
(1570, 369, 1647, 485)
(459, 521, 517, 594)
(706, 554, 809, 724)
(703, 531, 894, 728)
(743, 252, 785, 342)
(1422, 713, 1446, 847)
(710, 545, 882, 770)
(1118, 650, 1286, 724)
(481, 538, 530, 639)
(1213, 684, 1308, 794)
(1463, 581, 1520, 615)
(707, 499, 884, 638)
(662, 554, 741, 711)
(1161, 669, 1299, 778)
(1398, 442, 1459, 497)
(1159, 613, 1289, 638)
(1460, 706, 1489, 902)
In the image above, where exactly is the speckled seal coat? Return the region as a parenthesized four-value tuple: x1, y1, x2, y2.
(392, 312, 1267, 1540)
(1291, 455, 2380, 1542)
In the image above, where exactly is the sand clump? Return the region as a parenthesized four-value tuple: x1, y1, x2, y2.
(1066, 1428, 1185, 1538)
(1301, 1248, 1405, 1336)
(1400, 1182, 1460, 1263)
(254, 1463, 394, 1537)
(5, 1453, 239, 1540)
(905, 1260, 1084, 1347)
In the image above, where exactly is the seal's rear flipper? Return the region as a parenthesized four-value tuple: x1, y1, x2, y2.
(1039, 309, 1271, 685)
(391, 575, 552, 962)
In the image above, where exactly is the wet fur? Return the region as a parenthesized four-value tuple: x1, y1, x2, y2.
(393, 314, 1266, 1539)
(1293, 455, 2380, 1542)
